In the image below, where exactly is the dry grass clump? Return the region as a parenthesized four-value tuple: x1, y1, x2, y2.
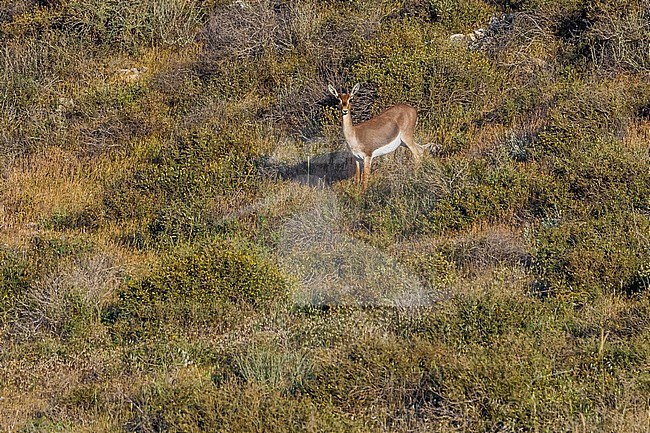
(56, 0, 203, 52)
(575, 1, 650, 72)
(0, 37, 66, 159)
(440, 224, 531, 276)
(15, 253, 122, 340)
(201, 0, 297, 60)
(234, 340, 312, 393)
(0, 148, 110, 248)
(482, 10, 561, 72)
(482, 0, 650, 75)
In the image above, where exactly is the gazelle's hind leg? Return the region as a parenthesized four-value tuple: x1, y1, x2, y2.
(402, 119, 424, 165)
(402, 127, 424, 164)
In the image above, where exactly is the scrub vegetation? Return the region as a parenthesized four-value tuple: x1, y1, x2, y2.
(1, 0, 650, 431)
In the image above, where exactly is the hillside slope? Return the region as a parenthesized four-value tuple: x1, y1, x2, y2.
(1, 0, 650, 431)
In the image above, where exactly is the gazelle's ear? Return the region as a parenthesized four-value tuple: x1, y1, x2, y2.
(327, 84, 339, 98)
(350, 83, 361, 98)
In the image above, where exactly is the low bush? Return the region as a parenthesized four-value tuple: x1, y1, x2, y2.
(533, 211, 650, 298)
(355, 153, 531, 242)
(573, 1, 650, 72)
(306, 333, 444, 430)
(0, 248, 32, 322)
(279, 195, 429, 307)
(117, 238, 289, 327)
(428, 0, 495, 30)
(437, 225, 531, 276)
(529, 111, 650, 297)
(125, 372, 360, 433)
(346, 159, 445, 242)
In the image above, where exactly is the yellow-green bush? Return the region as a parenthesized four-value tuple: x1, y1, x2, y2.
(119, 238, 288, 310)
(125, 374, 361, 433)
(110, 237, 289, 346)
(428, 0, 494, 30)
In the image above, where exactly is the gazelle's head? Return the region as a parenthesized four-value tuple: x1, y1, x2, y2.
(328, 83, 360, 117)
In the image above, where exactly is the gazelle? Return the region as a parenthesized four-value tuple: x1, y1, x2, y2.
(328, 83, 424, 190)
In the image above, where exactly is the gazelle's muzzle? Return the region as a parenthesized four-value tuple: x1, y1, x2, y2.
(342, 109, 349, 116)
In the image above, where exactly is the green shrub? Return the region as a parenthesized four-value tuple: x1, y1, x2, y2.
(393, 243, 459, 289)
(386, 293, 650, 430)
(534, 211, 650, 298)
(0, 248, 32, 322)
(40, 206, 102, 232)
(432, 157, 530, 229)
(125, 374, 360, 433)
(26, 234, 94, 268)
(442, 292, 548, 347)
(530, 124, 650, 297)
(356, 154, 530, 241)
(111, 238, 288, 345)
(352, 159, 446, 242)
(69, 82, 177, 158)
(428, 0, 495, 30)
(119, 238, 288, 311)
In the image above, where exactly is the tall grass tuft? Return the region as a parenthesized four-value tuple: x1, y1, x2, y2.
(16, 254, 122, 340)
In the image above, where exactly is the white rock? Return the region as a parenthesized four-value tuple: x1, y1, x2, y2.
(450, 34, 466, 44)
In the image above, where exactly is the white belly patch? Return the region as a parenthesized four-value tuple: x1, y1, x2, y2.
(371, 135, 402, 158)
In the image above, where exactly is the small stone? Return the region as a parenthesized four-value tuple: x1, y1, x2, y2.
(450, 34, 466, 44)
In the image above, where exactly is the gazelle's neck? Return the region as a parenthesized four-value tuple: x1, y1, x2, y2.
(342, 113, 355, 142)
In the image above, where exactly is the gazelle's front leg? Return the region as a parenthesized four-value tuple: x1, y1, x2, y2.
(362, 156, 372, 190)
(355, 159, 362, 184)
